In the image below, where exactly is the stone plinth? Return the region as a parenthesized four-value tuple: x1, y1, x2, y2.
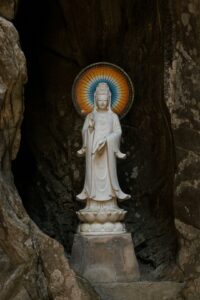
(70, 233, 140, 283)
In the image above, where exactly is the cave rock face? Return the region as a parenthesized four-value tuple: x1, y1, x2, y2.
(0, 0, 200, 299)
(167, 0, 200, 230)
(13, 0, 177, 278)
(0, 0, 18, 20)
(0, 16, 26, 174)
(164, 1, 200, 298)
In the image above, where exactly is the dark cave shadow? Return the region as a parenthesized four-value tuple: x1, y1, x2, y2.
(12, 0, 178, 280)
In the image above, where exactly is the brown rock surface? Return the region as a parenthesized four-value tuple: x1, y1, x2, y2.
(164, 0, 200, 298)
(0, 0, 18, 20)
(165, 0, 200, 230)
(175, 219, 200, 278)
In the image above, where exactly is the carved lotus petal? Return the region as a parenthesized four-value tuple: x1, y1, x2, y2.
(104, 222, 115, 232)
(108, 211, 118, 222)
(81, 223, 90, 232)
(96, 213, 108, 223)
(119, 211, 126, 221)
(83, 212, 95, 223)
(91, 223, 102, 232)
(77, 208, 127, 224)
(77, 212, 85, 222)
(113, 222, 125, 232)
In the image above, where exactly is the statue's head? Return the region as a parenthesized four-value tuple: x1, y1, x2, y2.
(94, 82, 111, 112)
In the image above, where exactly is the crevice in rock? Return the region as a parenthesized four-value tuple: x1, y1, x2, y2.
(12, 0, 178, 280)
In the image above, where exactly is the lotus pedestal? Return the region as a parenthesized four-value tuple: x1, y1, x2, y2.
(77, 207, 127, 235)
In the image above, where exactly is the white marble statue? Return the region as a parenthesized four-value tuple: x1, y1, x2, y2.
(76, 82, 130, 234)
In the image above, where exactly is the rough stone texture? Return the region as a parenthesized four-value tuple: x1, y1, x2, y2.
(0, 15, 100, 300)
(14, 0, 177, 279)
(165, 0, 200, 231)
(0, 0, 18, 20)
(175, 219, 200, 279)
(164, 0, 200, 298)
(0, 15, 26, 176)
(172, 219, 200, 300)
(94, 282, 184, 300)
(177, 278, 200, 300)
(70, 234, 140, 283)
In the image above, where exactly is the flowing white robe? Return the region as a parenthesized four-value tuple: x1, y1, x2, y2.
(77, 111, 129, 202)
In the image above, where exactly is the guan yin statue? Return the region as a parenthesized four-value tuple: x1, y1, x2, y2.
(71, 63, 140, 285)
(72, 63, 134, 235)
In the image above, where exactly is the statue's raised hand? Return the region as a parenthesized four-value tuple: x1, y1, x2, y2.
(88, 116, 95, 133)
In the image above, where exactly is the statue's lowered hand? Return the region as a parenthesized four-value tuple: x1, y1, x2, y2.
(97, 139, 106, 154)
(115, 151, 127, 159)
(77, 147, 86, 157)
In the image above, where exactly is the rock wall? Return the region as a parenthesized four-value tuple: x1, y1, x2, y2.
(0, 3, 100, 300)
(0, 0, 18, 20)
(165, 0, 200, 298)
(167, 0, 200, 231)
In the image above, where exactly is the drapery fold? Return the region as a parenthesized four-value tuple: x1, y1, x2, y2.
(77, 111, 130, 202)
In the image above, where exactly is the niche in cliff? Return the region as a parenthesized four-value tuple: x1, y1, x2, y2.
(13, 0, 177, 279)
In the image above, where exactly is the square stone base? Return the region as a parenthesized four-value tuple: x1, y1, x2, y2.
(70, 233, 140, 283)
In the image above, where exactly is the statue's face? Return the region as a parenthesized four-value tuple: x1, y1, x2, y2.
(96, 94, 108, 110)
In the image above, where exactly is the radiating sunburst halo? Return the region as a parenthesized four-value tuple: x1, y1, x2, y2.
(72, 62, 134, 118)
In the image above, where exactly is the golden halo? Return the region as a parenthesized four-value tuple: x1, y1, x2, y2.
(72, 62, 134, 118)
